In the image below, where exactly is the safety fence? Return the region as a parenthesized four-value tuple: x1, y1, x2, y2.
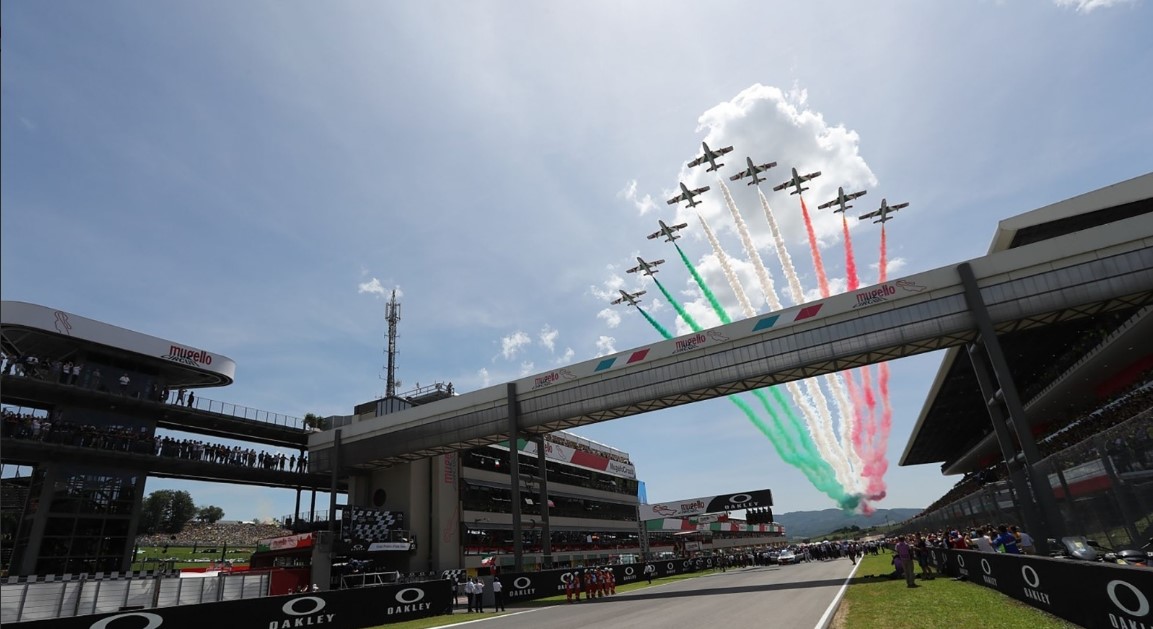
(0, 571, 269, 624)
(935, 548, 1153, 629)
(900, 411, 1153, 549)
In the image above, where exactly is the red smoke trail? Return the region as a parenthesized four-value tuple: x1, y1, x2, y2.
(842, 214, 860, 292)
(799, 196, 830, 298)
(870, 224, 894, 500)
(845, 367, 870, 464)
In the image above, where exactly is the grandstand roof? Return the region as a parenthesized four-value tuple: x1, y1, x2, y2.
(900, 173, 1153, 473)
(1, 301, 235, 387)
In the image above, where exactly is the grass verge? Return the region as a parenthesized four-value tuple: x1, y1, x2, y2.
(831, 552, 1079, 629)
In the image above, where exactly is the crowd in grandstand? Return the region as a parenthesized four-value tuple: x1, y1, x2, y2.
(917, 376, 1152, 517)
(135, 521, 293, 548)
(2, 408, 309, 472)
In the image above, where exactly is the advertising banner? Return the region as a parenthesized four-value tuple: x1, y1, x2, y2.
(7, 580, 454, 629)
(494, 439, 637, 480)
(941, 549, 1153, 629)
(639, 489, 773, 521)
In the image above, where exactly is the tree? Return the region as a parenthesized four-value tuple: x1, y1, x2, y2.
(303, 413, 328, 431)
(196, 505, 225, 524)
(140, 490, 198, 534)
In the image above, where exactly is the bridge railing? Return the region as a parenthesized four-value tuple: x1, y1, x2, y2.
(181, 396, 303, 430)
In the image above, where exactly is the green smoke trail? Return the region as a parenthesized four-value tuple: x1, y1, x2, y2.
(674, 244, 730, 325)
(652, 277, 700, 331)
(635, 301, 803, 468)
(638, 307, 672, 339)
(672, 243, 850, 506)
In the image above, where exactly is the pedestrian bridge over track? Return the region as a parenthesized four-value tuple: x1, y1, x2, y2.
(311, 200, 1153, 474)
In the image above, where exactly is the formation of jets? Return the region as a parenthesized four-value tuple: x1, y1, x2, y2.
(773, 167, 822, 196)
(611, 289, 646, 306)
(612, 143, 912, 307)
(817, 187, 867, 213)
(729, 157, 778, 186)
(667, 182, 710, 208)
(626, 256, 665, 276)
(858, 198, 909, 224)
(647, 219, 689, 242)
(687, 142, 734, 172)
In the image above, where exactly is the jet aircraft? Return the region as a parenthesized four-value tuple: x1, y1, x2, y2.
(817, 187, 868, 213)
(626, 256, 665, 276)
(666, 182, 710, 208)
(611, 289, 646, 306)
(647, 219, 689, 242)
(772, 167, 822, 195)
(687, 142, 735, 172)
(729, 157, 778, 185)
(858, 198, 909, 224)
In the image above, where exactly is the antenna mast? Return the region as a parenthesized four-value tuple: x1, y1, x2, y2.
(385, 289, 401, 398)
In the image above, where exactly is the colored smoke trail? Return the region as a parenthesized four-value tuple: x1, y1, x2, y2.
(674, 238, 849, 506)
(652, 277, 701, 331)
(674, 243, 730, 324)
(799, 195, 830, 299)
(870, 225, 893, 500)
(842, 214, 860, 292)
(718, 179, 780, 310)
(638, 307, 672, 339)
(697, 213, 755, 317)
(635, 301, 810, 475)
(757, 189, 804, 304)
(759, 187, 865, 495)
(715, 180, 853, 492)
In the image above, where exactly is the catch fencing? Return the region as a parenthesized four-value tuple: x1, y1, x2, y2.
(901, 410, 1153, 549)
(0, 571, 269, 624)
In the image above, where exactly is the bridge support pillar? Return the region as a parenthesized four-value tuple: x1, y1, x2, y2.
(958, 262, 1064, 552)
(507, 383, 524, 572)
(535, 435, 552, 569)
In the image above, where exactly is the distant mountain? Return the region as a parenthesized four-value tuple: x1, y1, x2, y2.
(772, 508, 922, 540)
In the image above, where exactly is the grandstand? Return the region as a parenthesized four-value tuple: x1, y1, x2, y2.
(900, 175, 1153, 548)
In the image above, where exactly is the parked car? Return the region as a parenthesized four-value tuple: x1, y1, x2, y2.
(777, 550, 797, 565)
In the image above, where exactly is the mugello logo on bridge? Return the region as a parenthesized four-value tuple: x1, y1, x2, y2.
(673, 333, 708, 354)
(532, 369, 576, 390)
(164, 345, 213, 367)
(853, 284, 896, 308)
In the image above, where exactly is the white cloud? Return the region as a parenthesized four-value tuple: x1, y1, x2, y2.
(597, 307, 622, 328)
(477, 368, 491, 388)
(595, 336, 616, 356)
(557, 347, 575, 364)
(1053, 0, 1132, 11)
(357, 277, 386, 296)
(589, 269, 627, 302)
(539, 324, 559, 352)
(619, 179, 657, 215)
(519, 361, 535, 376)
(499, 331, 531, 360)
(675, 84, 878, 252)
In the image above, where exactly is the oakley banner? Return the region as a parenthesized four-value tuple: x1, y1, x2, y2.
(639, 489, 774, 521)
(7, 580, 453, 629)
(941, 549, 1153, 629)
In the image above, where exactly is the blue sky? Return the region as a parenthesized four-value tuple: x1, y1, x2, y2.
(3, 0, 1151, 524)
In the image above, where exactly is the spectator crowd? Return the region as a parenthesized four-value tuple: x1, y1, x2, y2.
(2, 408, 309, 472)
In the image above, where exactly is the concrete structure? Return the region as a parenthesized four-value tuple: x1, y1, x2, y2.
(0, 302, 329, 576)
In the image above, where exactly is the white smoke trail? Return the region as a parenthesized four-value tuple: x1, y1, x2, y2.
(756, 187, 866, 494)
(696, 212, 852, 491)
(718, 180, 853, 490)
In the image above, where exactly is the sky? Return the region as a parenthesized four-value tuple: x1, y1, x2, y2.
(2, 0, 1152, 525)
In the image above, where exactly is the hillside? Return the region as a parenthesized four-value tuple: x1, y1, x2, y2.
(772, 508, 922, 540)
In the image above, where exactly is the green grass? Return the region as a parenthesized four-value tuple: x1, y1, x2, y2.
(832, 552, 1079, 629)
(130, 545, 253, 571)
